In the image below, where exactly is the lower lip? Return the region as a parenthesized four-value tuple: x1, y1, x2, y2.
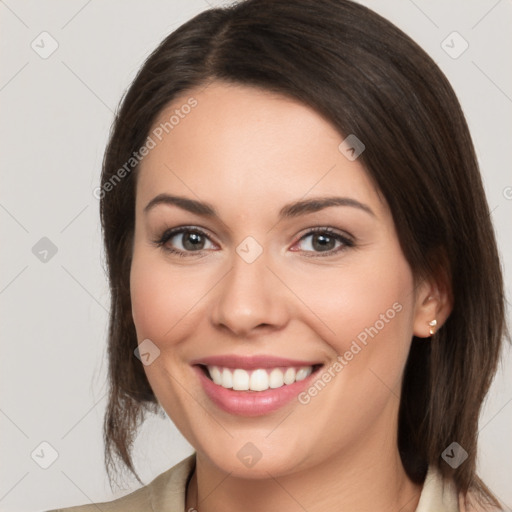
(193, 365, 320, 417)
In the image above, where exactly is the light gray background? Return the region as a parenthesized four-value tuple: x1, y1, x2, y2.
(1, 1, 511, 511)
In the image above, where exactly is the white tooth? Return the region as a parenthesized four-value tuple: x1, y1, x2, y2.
(295, 366, 311, 381)
(232, 369, 250, 390)
(221, 368, 233, 388)
(250, 369, 269, 391)
(209, 366, 315, 391)
(283, 367, 296, 385)
(269, 368, 285, 388)
(209, 366, 222, 385)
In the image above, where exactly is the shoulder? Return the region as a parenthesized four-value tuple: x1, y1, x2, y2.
(44, 453, 196, 512)
(45, 484, 149, 512)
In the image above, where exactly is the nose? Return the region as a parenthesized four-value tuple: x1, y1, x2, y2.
(210, 250, 290, 338)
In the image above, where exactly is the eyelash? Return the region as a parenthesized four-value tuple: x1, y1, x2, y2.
(152, 226, 355, 258)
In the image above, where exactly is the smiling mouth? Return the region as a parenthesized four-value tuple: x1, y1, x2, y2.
(197, 364, 323, 392)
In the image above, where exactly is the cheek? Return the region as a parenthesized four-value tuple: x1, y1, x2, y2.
(290, 250, 415, 381)
(129, 251, 205, 412)
(129, 251, 207, 345)
(296, 253, 412, 331)
(130, 261, 167, 341)
(286, 253, 416, 452)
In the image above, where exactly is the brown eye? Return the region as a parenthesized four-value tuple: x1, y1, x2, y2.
(155, 227, 216, 255)
(293, 228, 354, 256)
(311, 233, 337, 251)
(179, 231, 206, 251)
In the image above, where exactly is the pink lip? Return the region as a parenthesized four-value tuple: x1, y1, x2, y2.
(190, 354, 322, 369)
(192, 364, 322, 417)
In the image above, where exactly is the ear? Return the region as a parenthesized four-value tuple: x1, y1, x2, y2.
(413, 274, 453, 338)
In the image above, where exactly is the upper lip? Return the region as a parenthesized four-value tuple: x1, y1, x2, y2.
(190, 354, 323, 369)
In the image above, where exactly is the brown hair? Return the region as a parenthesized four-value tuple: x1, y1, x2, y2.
(99, 0, 508, 508)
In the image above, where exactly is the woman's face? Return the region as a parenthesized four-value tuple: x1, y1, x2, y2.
(130, 81, 432, 477)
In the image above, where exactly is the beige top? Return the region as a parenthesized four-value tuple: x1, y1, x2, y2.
(47, 454, 461, 512)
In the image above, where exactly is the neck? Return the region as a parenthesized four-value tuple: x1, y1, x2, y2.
(185, 423, 422, 512)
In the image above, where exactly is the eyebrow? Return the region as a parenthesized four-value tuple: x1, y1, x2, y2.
(144, 193, 375, 218)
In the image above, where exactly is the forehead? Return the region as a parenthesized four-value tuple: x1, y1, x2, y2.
(136, 81, 384, 217)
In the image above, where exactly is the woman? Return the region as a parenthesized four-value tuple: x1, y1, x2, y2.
(48, 0, 508, 510)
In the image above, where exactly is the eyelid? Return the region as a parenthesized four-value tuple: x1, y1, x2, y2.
(295, 226, 354, 241)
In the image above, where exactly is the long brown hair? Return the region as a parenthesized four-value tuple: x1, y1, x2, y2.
(99, 0, 508, 508)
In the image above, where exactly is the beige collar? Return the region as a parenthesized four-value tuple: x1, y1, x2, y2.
(415, 464, 460, 512)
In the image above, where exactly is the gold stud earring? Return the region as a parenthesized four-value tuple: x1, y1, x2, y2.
(428, 319, 437, 336)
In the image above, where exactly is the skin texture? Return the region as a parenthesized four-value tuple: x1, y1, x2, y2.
(130, 81, 451, 512)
